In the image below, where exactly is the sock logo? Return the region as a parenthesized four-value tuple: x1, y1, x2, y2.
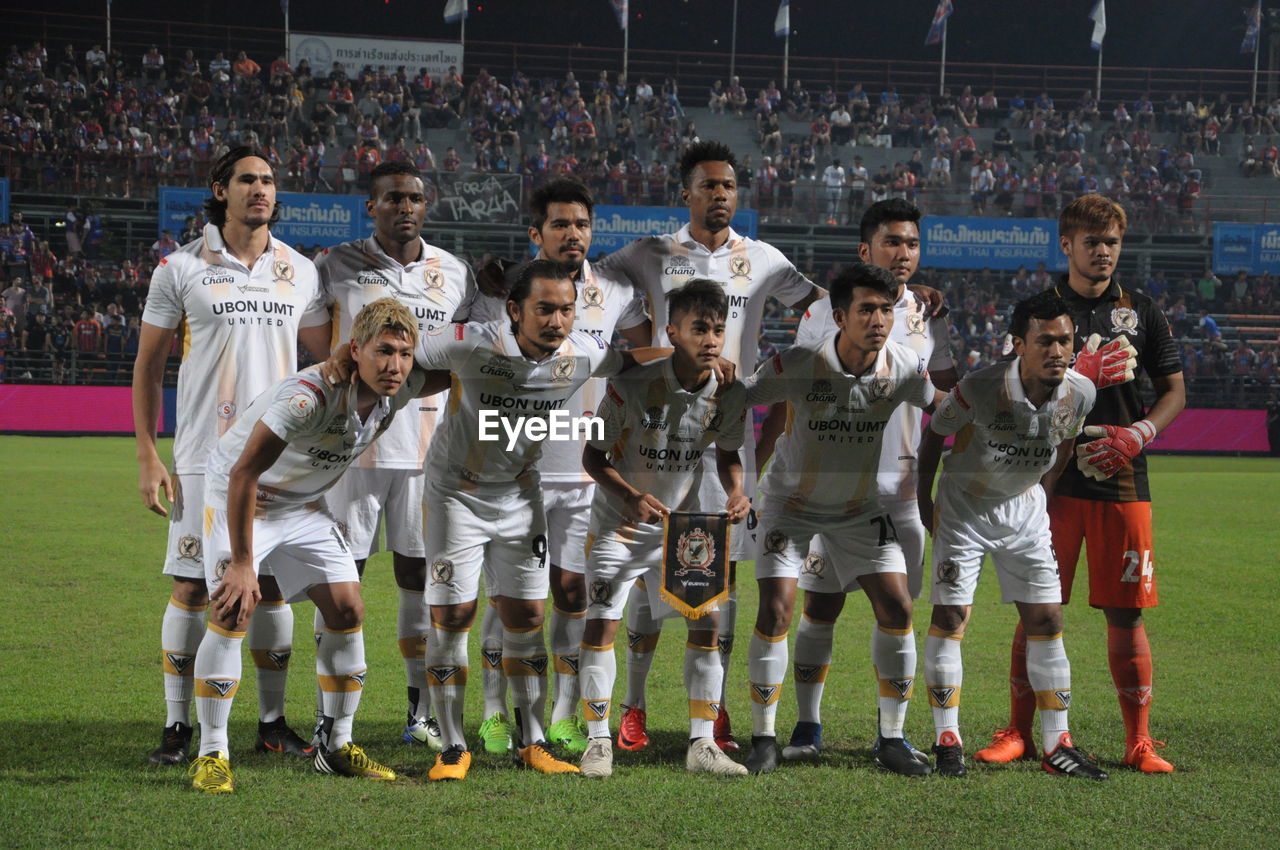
(585, 699, 610, 719)
(267, 650, 291, 669)
(518, 656, 549, 676)
(889, 678, 914, 698)
(348, 671, 367, 688)
(717, 634, 734, 654)
(1120, 685, 1151, 706)
(1054, 689, 1072, 709)
(558, 654, 580, 674)
(428, 665, 461, 684)
(751, 684, 778, 704)
(929, 686, 957, 708)
(481, 649, 503, 669)
(708, 701, 721, 716)
(627, 629, 644, 649)
(165, 653, 194, 674)
(1010, 677, 1033, 699)
(794, 664, 821, 682)
(204, 679, 236, 697)
(314, 633, 323, 648)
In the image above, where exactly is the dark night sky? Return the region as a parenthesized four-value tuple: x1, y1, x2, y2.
(35, 0, 1269, 72)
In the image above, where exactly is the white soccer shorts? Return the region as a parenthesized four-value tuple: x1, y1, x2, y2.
(929, 482, 1062, 607)
(800, 499, 927, 597)
(326, 467, 427, 560)
(581, 527, 716, 623)
(422, 480, 549, 606)
(162, 472, 207, 580)
(692, 444, 755, 562)
(201, 505, 359, 604)
(544, 481, 594, 574)
(754, 495, 907, 587)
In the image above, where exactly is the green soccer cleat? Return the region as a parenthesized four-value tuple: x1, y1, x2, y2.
(188, 752, 234, 793)
(546, 715, 590, 755)
(478, 711, 515, 754)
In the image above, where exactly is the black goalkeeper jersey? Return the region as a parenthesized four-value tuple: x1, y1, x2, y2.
(1051, 277, 1182, 502)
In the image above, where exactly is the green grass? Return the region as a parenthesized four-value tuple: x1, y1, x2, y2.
(0, 437, 1276, 848)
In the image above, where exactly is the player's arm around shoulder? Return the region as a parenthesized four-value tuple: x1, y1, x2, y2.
(582, 376, 669, 524)
(714, 380, 751, 522)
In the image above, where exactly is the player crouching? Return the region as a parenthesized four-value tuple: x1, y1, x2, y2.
(188, 299, 443, 792)
(916, 291, 1133, 781)
(577, 280, 751, 778)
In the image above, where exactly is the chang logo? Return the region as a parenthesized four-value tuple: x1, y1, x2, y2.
(806, 379, 837, 404)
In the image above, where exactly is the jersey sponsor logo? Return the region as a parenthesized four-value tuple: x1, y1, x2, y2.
(428, 665, 462, 684)
(806, 379, 837, 404)
(203, 678, 236, 697)
(480, 355, 516, 380)
(663, 255, 696, 276)
(870, 376, 894, 401)
(729, 255, 752, 279)
(217, 400, 237, 419)
(590, 579, 612, 605)
(583, 283, 604, 307)
(674, 528, 715, 576)
(763, 529, 789, 555)
(430, 558, 455, 585)
(165, 652, 194, 674)
(641, 406, 669, 430)
(424, 268, 445, 290)
(550, 356, 576, 382)
(801, 552, 824, 576)
(1110, 307, 1138, 334)
(357, 270, 389, 287)
(906, 313, 926, 336)
(937, 558, 960, 584)
(201, 267, 236, 286)
(267, 650, 292, 669)
(178, 535, 202, 561)
(990, 410, 1016, 432)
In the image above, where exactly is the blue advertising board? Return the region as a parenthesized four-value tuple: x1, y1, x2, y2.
(588, 205, 759, 256)
(157, 187, 369, 249)
(922, 216, 1066, 272)
(1212, 222, 1280, 275)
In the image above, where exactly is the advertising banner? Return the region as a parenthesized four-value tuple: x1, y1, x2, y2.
(922, 216, 1066, 272)
(1212, 222, 1280, 275)
(288, 33, 462, 81)
(158, 187, 369, 249)
(588, 205, 759, 255)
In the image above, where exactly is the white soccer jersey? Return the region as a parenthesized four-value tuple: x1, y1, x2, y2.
(317, 236, 476, 470)
(587, 358, 747, 539)
(594, 224, 815, 371)
(141, 223, 328, 475)
(205, 366, 427, 514)
(746, 337, 935, 516)
(538, 259, 648, 484)
(416, 321, 623, 493)
(795, 289, 955, 500)
(932, 359, 1095, 501)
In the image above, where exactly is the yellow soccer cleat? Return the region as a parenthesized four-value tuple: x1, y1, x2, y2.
(313, 742, 397, 780)
(428, 745, 472, 781)
(518, 741, 581, 775)
(188, 752, 234, 793)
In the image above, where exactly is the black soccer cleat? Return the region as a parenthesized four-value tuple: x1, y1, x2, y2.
(874, 736, 933, 777)
(255, 717, 318, 758)
(149, 722, 193, 765)
(745, 735, 780, 775)
(932, 732, 967, 777)
(1042, 733, 1109, 781)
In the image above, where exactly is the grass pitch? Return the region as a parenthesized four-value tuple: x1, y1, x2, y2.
(0, 437, 1276, 848)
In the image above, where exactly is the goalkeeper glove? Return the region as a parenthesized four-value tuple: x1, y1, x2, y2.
(1073, 333, 1137, 388)
(1075, 419, 1157, 480)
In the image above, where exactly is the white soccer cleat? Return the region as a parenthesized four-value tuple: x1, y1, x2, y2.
(580, 737, 614, 779)
(686, 737, 748, 776)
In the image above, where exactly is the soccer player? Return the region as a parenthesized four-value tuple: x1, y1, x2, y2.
(468, 178, 651, 757)
(134, 146, 331, 765)
(317, 160, 477, 749)
(763, 199, 958, 766)
(742, 263, 946, 776)
(188, 298, 441, 792)
(977, 194, 1185, 773)
(576, 280, 751, 778)
(414, 259, 651, 781)
(916, 290, 1108, 780)
(594, 139, 826, 752)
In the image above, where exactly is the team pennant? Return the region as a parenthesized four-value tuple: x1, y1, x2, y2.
(659, 511, 731, 619)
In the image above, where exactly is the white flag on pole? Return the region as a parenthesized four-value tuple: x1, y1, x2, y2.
(444, 0, 467, 24)
(1089, 1, 1106, 50)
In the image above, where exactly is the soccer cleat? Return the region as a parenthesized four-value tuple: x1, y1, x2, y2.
(255, 717, 317, 758)
(616, 704, 650, 752)
(547, 715, 590, 755)
(781, 721, 823, 761)
(188, 752, 234, 793)
(744, 735, 779, 775)
(874, 737, 933, 777)
(1042, 733, 1109, 780)
(149, 722, 193, 765)
(1124, 736, 1174, 773)
(974, 725, 1038, 763)
(314, 742, 397, 780)
(932, 731, 967, 777)
(713, 704, 739, 752)
(403, 715, 444, 751)
(579, 737, 614, 779)
(428, 745, 472, 781)
(687, 737, 748, 776)
(517, 740, 581, 774)
(477, 711, 515, 755)
(871, 732, 931, 766)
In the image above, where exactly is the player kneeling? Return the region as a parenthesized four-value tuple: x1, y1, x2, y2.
(189, 298, 444, 792)
(917, 291, 1124, 781)
(577, 280, 751, 778)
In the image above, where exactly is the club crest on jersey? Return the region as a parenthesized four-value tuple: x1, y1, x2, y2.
(763, 529, 789, 555)
(214, 557, 231, 580)
(583, 283, 604, 307)
(870, 376, 894, 401)
(178, 535, 202, 561)
(288, 392, 315, 419)
(701, 407, 724, 431)
(550, 356, 576, 382)
(937, 558, 960, 584)
(906, 313, 926, 336)
(585, 700, 610, 720)
(1050, 403, 1077, 442)
(675, 528, 715, 576)
(430, 559, 454, 585)
(590, 579, 612, 605)
(802, 552, 825, 576)
(729, 255, 752, 279)
(217, 400, 237, 419)
(1110, 306, 1138, 334)
(428, 665, 462, 684)
(424, 267, 445, 290)
(273, 259, 295, 284)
